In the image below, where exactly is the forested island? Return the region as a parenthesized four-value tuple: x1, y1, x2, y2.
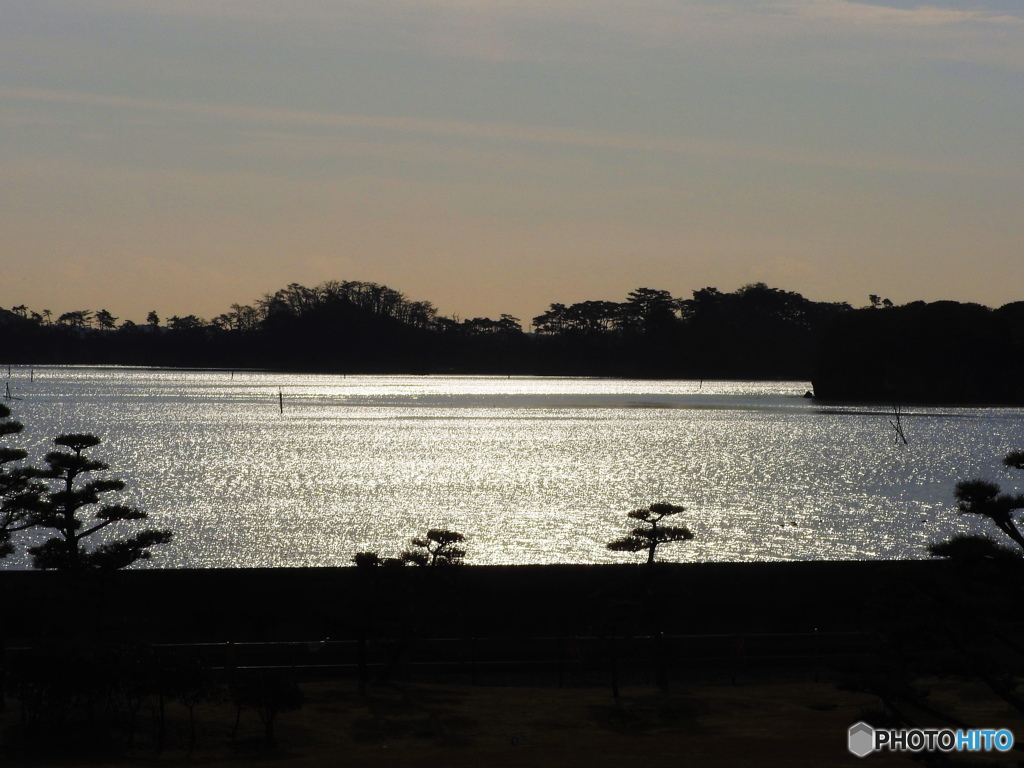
(3, 280, 1024, 403)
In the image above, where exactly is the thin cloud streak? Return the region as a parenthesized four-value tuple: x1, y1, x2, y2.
(33, 1, 1024, 67)
(77, 0, 1024, 25)
(766, 0, 1022, 26)
(2, 85, 1018, 182)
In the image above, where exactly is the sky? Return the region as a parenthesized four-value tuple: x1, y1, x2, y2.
(2, 0, 1022, 325)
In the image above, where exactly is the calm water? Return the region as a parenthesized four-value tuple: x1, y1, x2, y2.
(3, 366, 1023, 568)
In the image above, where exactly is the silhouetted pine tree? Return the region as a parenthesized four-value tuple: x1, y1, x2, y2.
(401, 529, 466, 566)
(929, 450, 1024, 558)
(27, 433, 172, 570)
(607, 502, 694, 564)
(0, 403, 41, 557)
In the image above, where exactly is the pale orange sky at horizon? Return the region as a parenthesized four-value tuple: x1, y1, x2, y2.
(2, 0, 1022, 326)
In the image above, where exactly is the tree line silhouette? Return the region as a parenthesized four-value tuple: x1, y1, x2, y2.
(4, 280, 1024, 400)
(0, 280, 843, 377)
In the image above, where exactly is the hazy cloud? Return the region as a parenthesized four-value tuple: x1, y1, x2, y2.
(765, 0, 1022, 26)
(9, 1, 1022, 69)
(4, 83, 1018, 182)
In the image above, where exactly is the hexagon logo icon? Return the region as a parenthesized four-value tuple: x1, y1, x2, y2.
(849, 722, 875, 757)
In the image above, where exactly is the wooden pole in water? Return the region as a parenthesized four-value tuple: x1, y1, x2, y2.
(279, 389, 283, 414)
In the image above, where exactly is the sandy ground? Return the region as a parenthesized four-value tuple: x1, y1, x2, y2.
(5, 676, 1023, 767)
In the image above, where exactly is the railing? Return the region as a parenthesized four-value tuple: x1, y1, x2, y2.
(7, 630, 876, 686)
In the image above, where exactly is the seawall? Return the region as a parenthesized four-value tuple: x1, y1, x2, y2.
(0, 560, 948, 643)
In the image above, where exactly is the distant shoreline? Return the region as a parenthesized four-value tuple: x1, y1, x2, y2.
(9, 363, 1023, 406)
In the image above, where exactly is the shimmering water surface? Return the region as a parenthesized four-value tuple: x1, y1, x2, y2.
(4, 366, 1024, 567)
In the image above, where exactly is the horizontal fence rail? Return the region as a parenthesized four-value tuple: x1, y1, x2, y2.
(6, 631, 878, 686)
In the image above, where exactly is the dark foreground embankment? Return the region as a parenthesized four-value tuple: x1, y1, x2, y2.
(0, 560, 947, 644)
